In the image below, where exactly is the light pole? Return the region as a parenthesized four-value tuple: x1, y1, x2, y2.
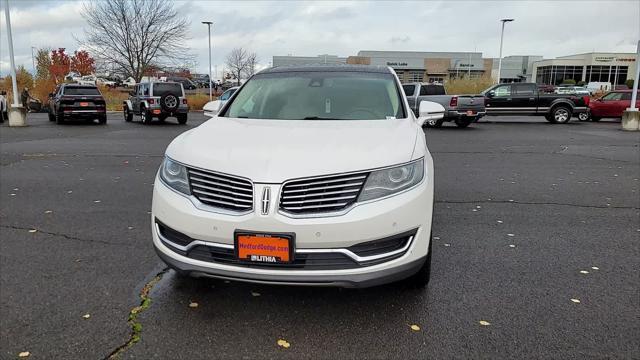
(496, 18, 514, 84)
(202, 21, 213, 100)
(31, 46, 37, 82)
(628, 40, 639, 111)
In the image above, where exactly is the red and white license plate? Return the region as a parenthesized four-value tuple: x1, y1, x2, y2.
(466, 110, 475, 116)
(79, 102, 89, 107)
(235, 232, 294, 263)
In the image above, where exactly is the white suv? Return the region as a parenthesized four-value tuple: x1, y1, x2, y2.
(152, 65, 442, 288)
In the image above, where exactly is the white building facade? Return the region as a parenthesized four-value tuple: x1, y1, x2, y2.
(531, 52, 637, 86)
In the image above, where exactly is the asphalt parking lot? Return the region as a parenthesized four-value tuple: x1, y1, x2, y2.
(1, 113, 638, 359)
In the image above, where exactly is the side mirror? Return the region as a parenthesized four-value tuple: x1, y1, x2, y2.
(417, 100, 445, 126)
(203, 100, 222, 117)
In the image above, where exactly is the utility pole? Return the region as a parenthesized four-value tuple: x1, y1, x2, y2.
(629, 40, 639, 111)
(202, 21, 213, 101)
(496, 18, 514, 84)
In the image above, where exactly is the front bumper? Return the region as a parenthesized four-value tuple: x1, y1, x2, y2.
(151, 161, 434, 288)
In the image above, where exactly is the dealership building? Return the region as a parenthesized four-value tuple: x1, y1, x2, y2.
(272, 51, 637, 86)
(531, 52, 637, 86)
(273, 51, 540, 83)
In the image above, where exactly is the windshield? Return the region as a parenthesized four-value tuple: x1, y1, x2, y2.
(153, 83, 183, 96)
(63, 87, 100, 95)
(222, 71, 406, 120)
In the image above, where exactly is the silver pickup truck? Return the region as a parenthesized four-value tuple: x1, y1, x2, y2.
(402, 82, 485, 128)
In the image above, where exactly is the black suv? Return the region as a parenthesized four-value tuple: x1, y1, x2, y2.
(48, 84, 107, 124)
(124, 82, 188, 124)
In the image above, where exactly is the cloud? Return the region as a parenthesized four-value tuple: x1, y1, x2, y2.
(390, 36, 411, 44)
(1, 0, 638, 77)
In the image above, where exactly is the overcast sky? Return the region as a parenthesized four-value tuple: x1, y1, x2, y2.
(0, 0, 638, 77)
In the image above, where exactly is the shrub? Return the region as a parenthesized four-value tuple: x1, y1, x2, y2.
(444, 77, 494, 95)
(99, 86, 129, 111)
(625, 79, 635, 89)
(186, 93, 213, 110)
(560, 79, 576, 85)
(576, 80, 585, 86)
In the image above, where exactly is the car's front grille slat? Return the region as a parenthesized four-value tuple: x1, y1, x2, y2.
(187, 168, 253, 212)
(279, 172, 368, 215)
(281, 194, 357, 205)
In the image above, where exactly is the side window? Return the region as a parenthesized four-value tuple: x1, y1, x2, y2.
(621, 92, 632, 101)
(134, 85, 140, 96)
(220, 90, 231, 100)
(144, 84, 150, 96)
(602, 92, 623, 101)
(493, 85, 512, 97)
(514, 84, 535, 96)
(402, 85, 415, 96)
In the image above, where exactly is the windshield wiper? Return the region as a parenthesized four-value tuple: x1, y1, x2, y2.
(301, 116, 344, 120)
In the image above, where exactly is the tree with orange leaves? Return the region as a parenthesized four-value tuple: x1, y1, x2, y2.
(70, 50, 96, 76)
(49, 48, 70, 84)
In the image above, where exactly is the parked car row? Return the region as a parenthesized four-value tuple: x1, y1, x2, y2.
(44, 81, 190, 125)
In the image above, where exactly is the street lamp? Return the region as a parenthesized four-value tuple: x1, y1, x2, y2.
(31, 46, 37, 83)
(496, 18, 514, 84)
(202, 21, 213, 101)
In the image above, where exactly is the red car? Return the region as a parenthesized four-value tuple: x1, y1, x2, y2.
(589, 90, 640, 121)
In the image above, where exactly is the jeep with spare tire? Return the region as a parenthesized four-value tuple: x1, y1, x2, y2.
(123, 81, 188, 125)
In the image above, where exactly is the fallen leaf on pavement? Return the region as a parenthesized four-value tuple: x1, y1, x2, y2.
(479, 320, 491, 326)
(18, 352, 30, 358)
(509, 244, 516, 248)
(410, 324, 420, 331)
(93, 200, 101, 203)
(507, 233, 515, 237)
(189, 302, 199, 308)
(82, 314, 91, 319)
(28, 229, 37, 233)
(251, 291, 261, 297)
(277, 339, 291, 348)
(570, 298, 580, 303)
(579, 270, 589, 274)
(44, 210, 53, 214)
(591, 266, 599, 270)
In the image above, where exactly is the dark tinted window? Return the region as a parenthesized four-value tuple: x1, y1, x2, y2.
(514, 84, 536, 95)
(620, 92, 638, 100)
(420, 85, 445, 95)
(152, 83, 183, 96)
(402, 85, 415, 96)
(224, 71, 406, 120)
(63, 87, 100, 95)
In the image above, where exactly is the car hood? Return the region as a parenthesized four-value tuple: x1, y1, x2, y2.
(166, 117, 421, 183)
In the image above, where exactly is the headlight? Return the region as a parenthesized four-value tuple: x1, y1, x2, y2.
(358, 159, 424, 202)
(159, 157, 190, 195)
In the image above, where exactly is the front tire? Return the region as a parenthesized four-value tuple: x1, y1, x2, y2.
(549, 105, 572, 124)
(124, 107, 132, 122)
(404, 233, 432, 288)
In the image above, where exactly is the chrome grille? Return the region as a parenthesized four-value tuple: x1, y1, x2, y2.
(279, 172, 368, 214)
(187, 168, 253, 212)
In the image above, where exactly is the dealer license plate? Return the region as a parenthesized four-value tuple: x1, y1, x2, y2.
(236, 232, 293, 264)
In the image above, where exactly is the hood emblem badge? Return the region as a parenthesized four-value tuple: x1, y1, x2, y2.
(261, 187, 271, 215)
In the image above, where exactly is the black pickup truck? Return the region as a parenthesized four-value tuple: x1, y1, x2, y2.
(483, 82, 590, 123)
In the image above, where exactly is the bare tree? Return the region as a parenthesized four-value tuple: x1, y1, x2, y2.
(225, 48, 248, 86)
(80, 0, 192, 82)
(244, 52, 259, 79)
(225, 48, 258, 86)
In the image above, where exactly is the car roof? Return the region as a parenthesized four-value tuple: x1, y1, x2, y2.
(65, 84, 97, 87)
(259, 64, 392, 74)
